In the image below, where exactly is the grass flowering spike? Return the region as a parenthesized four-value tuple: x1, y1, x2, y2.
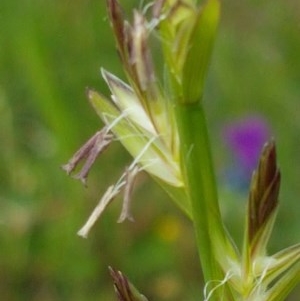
(109, 267, 148, 301)
(87, 89, 184, 188)
(62, 1, 300, 300)
(247, 140, 281, 256)
(234, 140, 300, 300)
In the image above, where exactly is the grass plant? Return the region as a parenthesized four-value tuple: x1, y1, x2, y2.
(64, 1, 300, 300)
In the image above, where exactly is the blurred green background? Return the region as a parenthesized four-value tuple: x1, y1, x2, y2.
(0, 0, 299, 300)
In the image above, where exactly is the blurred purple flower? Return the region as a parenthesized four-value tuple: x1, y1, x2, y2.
(222, 115, 271, 191)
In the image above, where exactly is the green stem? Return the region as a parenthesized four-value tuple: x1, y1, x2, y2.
(175, 101, 235, 299)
